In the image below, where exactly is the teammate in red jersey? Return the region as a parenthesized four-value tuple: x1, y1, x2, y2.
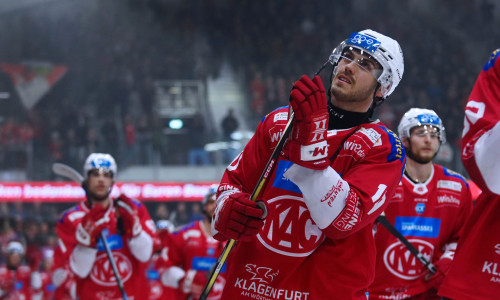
(0, 241, 43, 300)
(56, 153, 156, 300)
(210, 29, 406, 299)
(157, 185, 227, 300)
(369, 108, 472, 299)
(438, 49, 500, 299)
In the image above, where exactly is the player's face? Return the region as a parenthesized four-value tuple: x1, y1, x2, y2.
(330, 48, 383, 112)
(7, 252, 22, 268)
(87, 169, 114, 201)
(406, 125, 440, 163)
(204, 194, 217, 221)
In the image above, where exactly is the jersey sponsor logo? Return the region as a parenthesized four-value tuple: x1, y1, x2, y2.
(394, 216, 441, 238)
(269, 126, 285, 143)
(343, 140, 366, 159)
(415, 203, 426, 214)
(96, 232, 124, 251)
(379, 126, 405, 163)
(235, 264, 309, 300)
(90, 252, 133, 286)
(495, 244, 500, 255)
(273, 112, 288, 122)
(257, 195, 324, 257)
(437, 180, 462, 192)
(414, 198, 428, 202)
(333, 192, 362, 231)
(437, 194, 460, 206)
(320, 180, 345, 208)
(272, 161, 302, 194)
(192, 257, 226, 272)
(384, 239, 434, 280)
(359, 127, 381, 145)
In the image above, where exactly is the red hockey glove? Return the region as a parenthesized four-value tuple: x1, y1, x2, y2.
(76, 206, 110, 247)
(115, 194, 143, 239)
(181, 270, 206, 297)
(212, 192, 265, 241)
(287, 75, 329, 170)
(425, 257, 452, 289)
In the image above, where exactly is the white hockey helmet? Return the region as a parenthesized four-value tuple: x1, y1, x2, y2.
(329, 29, 404, 98)
(398, 108, 446, 143)
(83, 153, 117, 178)
(202, 184, 218, 205)
(7, 241, 25, 256)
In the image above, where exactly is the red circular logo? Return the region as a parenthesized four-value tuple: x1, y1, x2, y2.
(383, 239, 434, 280)
(90, 252, 133, 286)
(257, 196, 324, 257)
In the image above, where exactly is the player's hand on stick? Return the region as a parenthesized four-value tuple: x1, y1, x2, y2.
(286, 75, 329, 170)
(76, 206, 111, 247)
(212, 192, 265, 241)
(115, 194, 143, 239)
(424, 257, 452, 288)
(181, 269, 206, 297)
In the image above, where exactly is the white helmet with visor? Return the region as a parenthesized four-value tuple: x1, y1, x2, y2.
(329, 29, 404, 98)
(83, 153, 117, 179)
(398, 108, 446, 143)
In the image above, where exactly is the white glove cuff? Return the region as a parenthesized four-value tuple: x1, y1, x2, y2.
(161, 266, 186, 288)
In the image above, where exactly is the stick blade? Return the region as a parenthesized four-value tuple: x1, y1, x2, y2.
(52, 163, 84, 183)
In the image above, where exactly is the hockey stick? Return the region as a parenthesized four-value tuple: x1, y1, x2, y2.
(199, 62, 330, 300)
(52, 163, 130, 300)
(376, 214, 438, 274)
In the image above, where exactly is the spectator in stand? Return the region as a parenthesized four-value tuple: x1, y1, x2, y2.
(220, 108, 239, 164)
(188, 114, 211, 166)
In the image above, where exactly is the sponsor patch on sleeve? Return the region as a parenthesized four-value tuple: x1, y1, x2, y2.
(273, 112, 288, 122)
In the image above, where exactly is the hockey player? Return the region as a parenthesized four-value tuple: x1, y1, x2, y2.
(438, 49, 500, 299)
(56, 153, 156, 300)
(369, 108, 472, 299)
(211, 29, 406, 299)
(0, 240, 43, 299)
(158, 185, 227, 300)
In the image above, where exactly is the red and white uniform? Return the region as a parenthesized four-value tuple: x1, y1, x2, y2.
(439, 49, 500, 299)
(157, 221, 226, 300)
(370, 164, 472, 299)
(0, 265, 39, 300)
(56, 199, 155, 300)
(215, 107, 406, 300)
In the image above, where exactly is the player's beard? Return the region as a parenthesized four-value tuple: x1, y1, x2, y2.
(89, 188, 111, 202)
(406, 144, 436, 164)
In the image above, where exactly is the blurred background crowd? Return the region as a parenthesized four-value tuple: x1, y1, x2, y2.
(0, 0, 497, 289)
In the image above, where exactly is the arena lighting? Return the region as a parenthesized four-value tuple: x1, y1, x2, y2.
(169, 118, 183, 129)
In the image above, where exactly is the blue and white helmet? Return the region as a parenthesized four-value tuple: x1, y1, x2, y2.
(203, 184, 218, 205)
(398, 108, 446, 143)
(83, 153, 117, 178)
(329, 29, 404, 98)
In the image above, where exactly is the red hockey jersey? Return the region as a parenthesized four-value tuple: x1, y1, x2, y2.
(439, 49, 500, 299)
(156, 221, 226, 300)
(216, 107, 406, 300)
(56, 199, 155, 300)
(370, 164, 472, 299)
